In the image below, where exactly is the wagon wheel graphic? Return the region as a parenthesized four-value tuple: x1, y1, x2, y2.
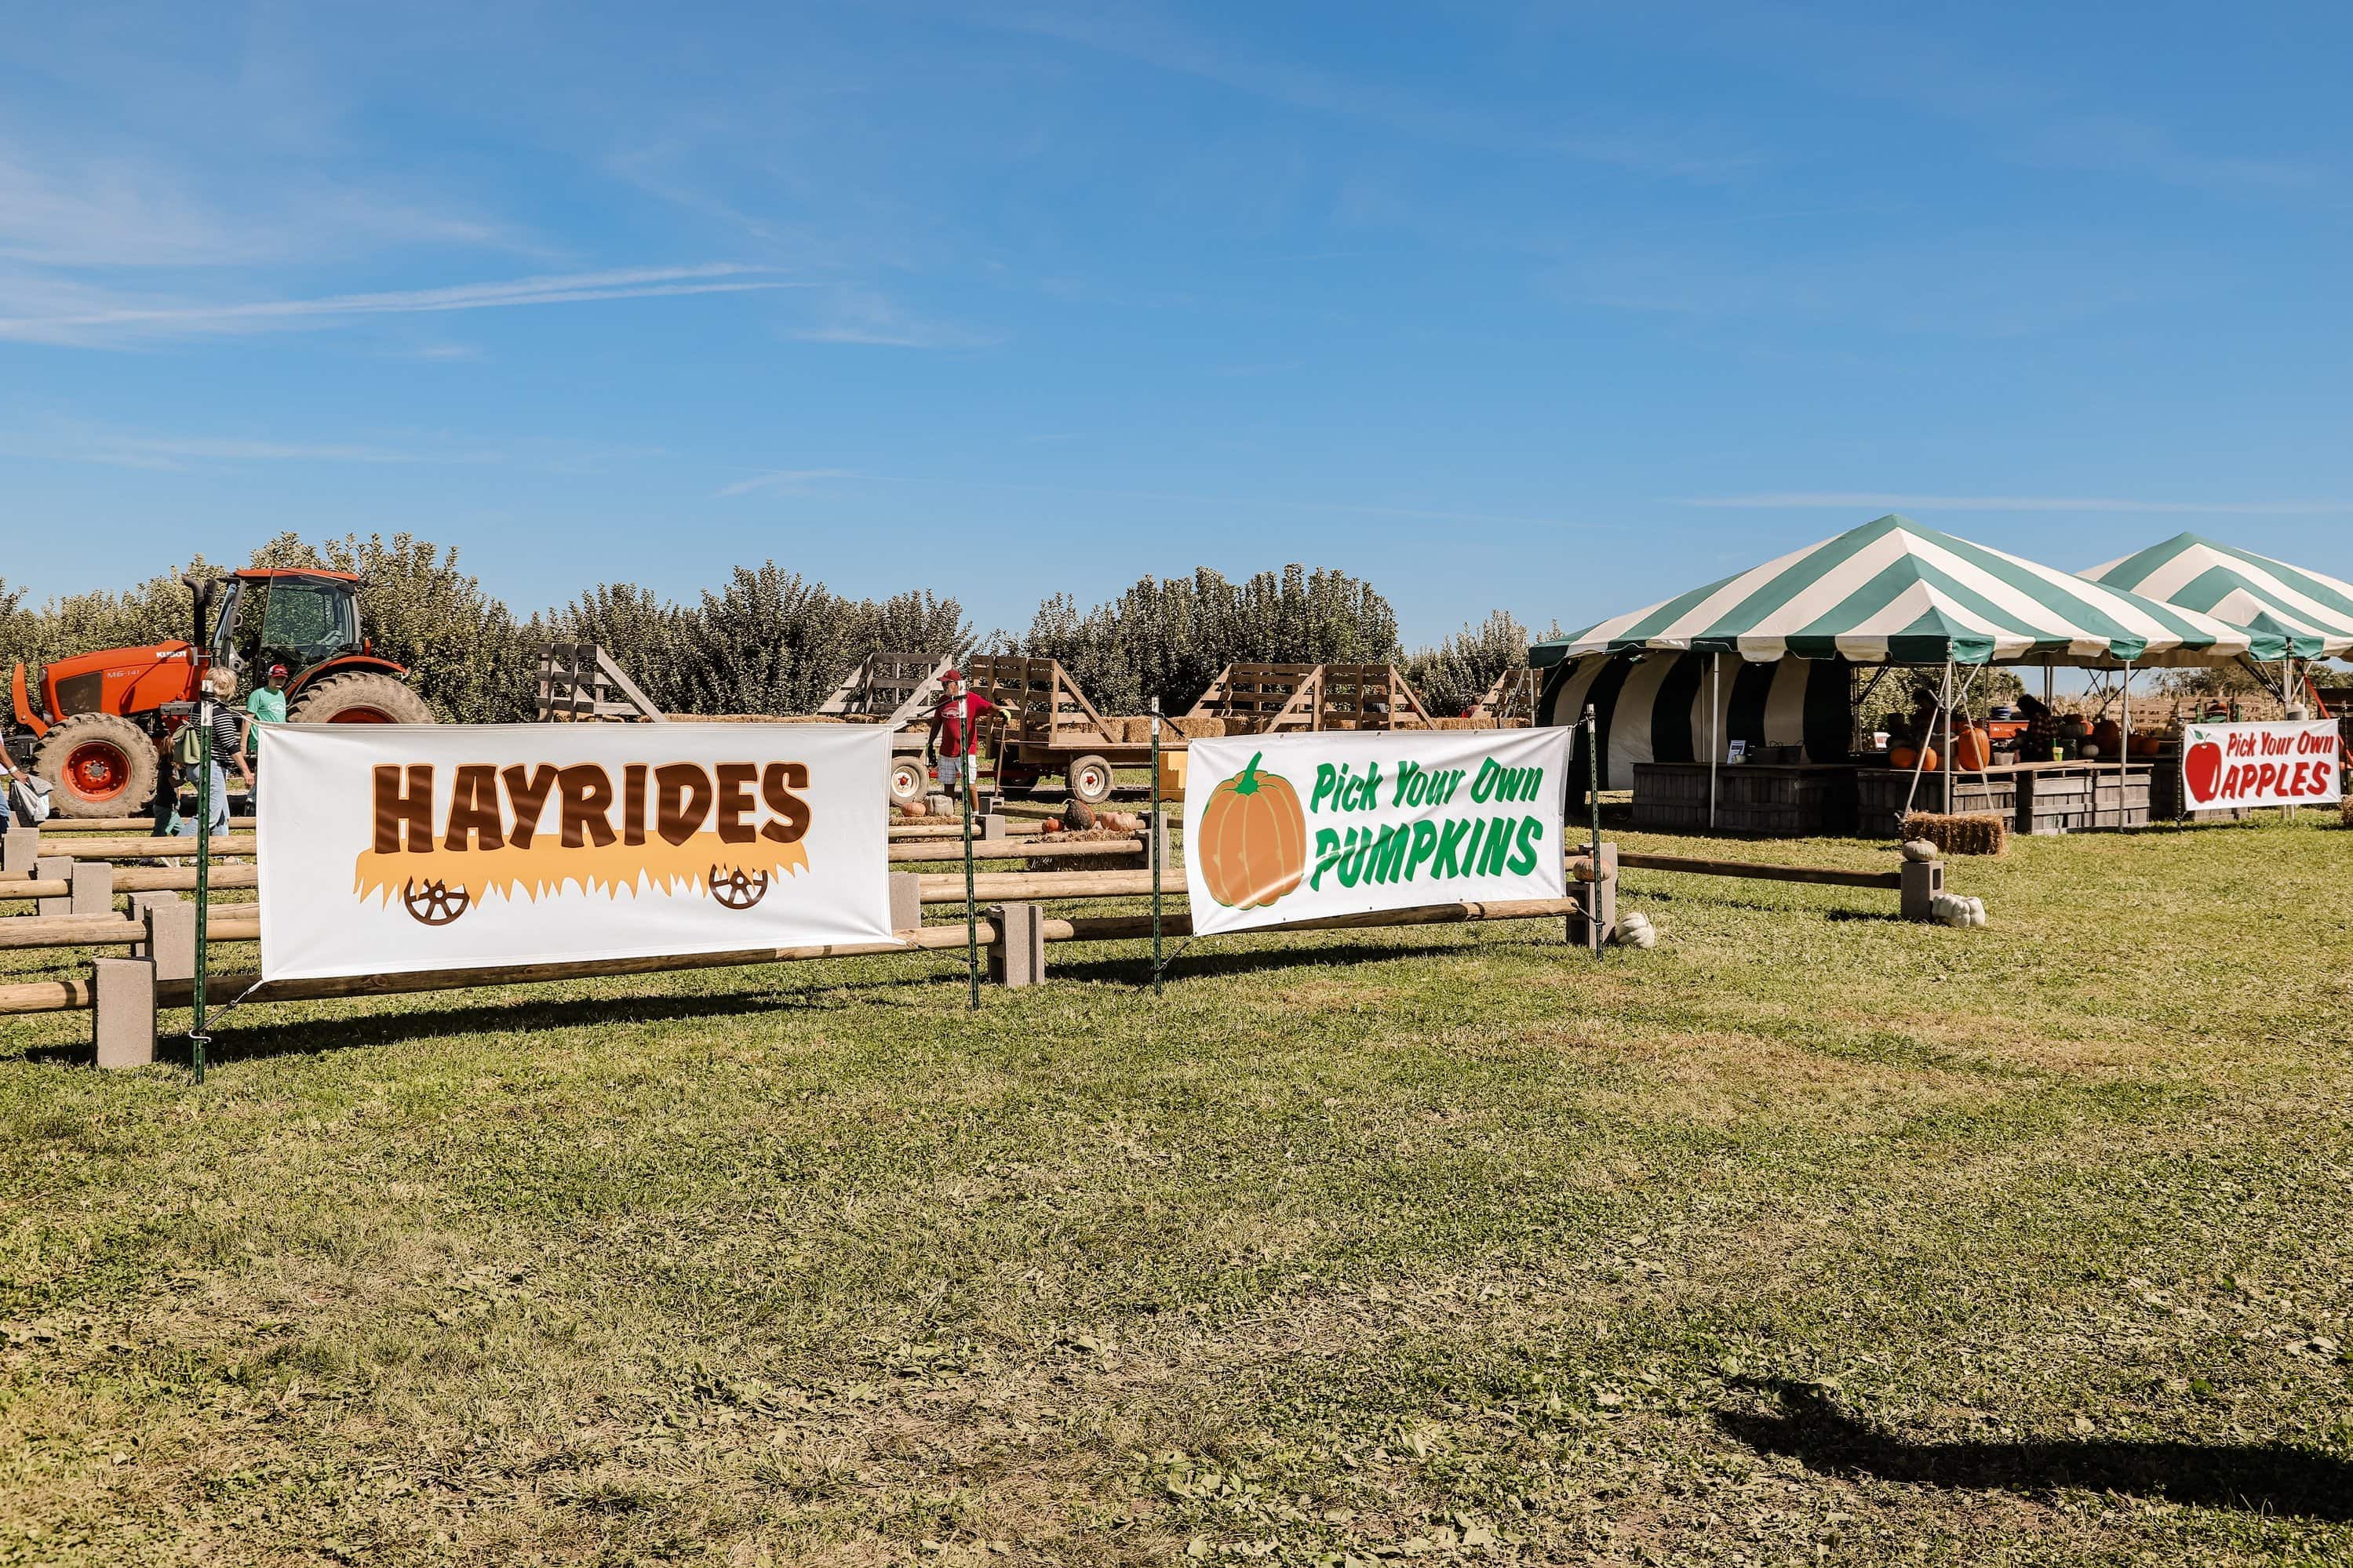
(709, 864, 769, 911)
(400, 877, 472, 926)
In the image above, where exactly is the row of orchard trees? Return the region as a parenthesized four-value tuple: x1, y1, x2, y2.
(0, 536, 1541, 724)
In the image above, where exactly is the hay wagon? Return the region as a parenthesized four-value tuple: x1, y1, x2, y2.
(959, 656, 1167, 805)
(537, 643, 957, 805)
(1186, 663, 1437, 733)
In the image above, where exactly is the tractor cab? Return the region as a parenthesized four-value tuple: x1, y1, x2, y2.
(207, 570, 367, 686)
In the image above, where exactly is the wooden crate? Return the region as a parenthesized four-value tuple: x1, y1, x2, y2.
(2148, 757, 2251, 822)
(2016, 766, 2151, 835)
(1853, 769, 2016, 836)
(1632, 764, 1856, 836)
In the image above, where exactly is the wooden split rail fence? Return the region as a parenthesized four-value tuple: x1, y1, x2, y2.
(4, 828, 1960, 1074)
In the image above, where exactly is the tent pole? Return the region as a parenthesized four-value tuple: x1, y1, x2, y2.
(2120, 661, 2133, 830)
(1941, 661, 1954, 815)
(1709, 653, 1720, 832)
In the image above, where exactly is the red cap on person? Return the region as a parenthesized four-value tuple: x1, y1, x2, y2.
(940, 668, 962, 682)
(268, 663, 290, 678)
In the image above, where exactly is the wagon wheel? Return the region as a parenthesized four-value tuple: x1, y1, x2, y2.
(710, 864, 769, 910)
(401, 878, 471, 926)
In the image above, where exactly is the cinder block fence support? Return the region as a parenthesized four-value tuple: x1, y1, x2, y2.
(34, 857, 73, 918)
(1566, 842, 1619, 947)
(129, 892, 198, 982)
(2, 827, 38, 877)
(988, 902, 1046, 987)
(92, 957, 157, 1069)
(887, 872, 923, 934)
(69, 861, 113, 917)
(1899, 858, 1945, 922)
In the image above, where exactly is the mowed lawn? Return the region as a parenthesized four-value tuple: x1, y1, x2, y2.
(3, 817, 2351, 1566)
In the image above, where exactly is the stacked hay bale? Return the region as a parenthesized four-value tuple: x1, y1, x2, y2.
(1901, 811, 2009, 857)
(1029, 825, 1149, 874)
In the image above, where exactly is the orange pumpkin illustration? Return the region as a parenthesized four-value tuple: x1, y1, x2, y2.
(1197, 751, 1307, 908)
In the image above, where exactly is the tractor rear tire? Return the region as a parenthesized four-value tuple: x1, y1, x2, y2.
(288, 672, 435, 725)
(35, 714, 158, 817)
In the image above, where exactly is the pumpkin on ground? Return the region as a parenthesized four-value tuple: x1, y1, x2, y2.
(899, 799, 927, 820)
(1197, 751, 1307, 909)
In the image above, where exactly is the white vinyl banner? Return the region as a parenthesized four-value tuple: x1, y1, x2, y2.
(258, 723, 894, 982)
(2179, 720, 2344, 811)
(1182, 728, 1571, 937)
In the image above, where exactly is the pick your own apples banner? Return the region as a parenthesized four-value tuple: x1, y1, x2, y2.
(2179, 720, 2344, 812)
(1183, 728, 1572, 937)
(258, 724, 894, 982)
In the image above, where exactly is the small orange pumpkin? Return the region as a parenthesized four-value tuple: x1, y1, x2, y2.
(1197, 751, 1307, 908)
(1889, 745, 1941, 773)
(899, 799, 927, 820)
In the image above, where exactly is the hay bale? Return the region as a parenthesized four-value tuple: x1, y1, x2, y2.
(1166, 715, 1226, 740)
(1902, 810, 2009, 857)
(1029, 825, 1146, 873)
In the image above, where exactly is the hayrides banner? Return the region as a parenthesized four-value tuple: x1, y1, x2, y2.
(1182, 729, 1572, 937)
(2179, 720, 2343, 812)
(258, 724, 894, 982)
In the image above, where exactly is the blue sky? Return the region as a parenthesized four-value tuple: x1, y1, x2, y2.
(4, 2, 2348, 645)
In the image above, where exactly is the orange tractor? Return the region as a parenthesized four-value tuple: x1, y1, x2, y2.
(7, 569, 434, 818)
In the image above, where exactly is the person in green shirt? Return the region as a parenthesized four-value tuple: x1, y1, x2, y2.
(244, 662, 290, 806)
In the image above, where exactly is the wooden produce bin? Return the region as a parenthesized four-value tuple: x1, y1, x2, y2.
(2012, 762, 2151, 835)
(1632, 762, 1857, 836)
(1852, 766, 2017, 835)
(2147, 753, 2251, 822)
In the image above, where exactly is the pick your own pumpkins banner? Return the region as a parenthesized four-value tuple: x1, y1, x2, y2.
(2178, 719, 2344, 812)
(257, 723, 894, 982)
(1183, 728, 1572, 937)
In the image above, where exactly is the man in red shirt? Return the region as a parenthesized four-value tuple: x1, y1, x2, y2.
(925, 668, 997, 799)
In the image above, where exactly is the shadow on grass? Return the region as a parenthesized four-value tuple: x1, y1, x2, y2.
(1048, 929, 1581, 988)
(49, 969, 974, 1068)
(1715, 1378, 2353, 1522)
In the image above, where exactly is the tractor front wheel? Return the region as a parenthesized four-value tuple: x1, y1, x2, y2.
(288, 672, 435, 725)
(34, 714, 158, 817)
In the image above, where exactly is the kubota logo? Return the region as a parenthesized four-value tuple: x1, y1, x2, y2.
(355, 761, 814, 926)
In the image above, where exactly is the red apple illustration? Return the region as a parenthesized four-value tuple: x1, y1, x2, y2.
(2183, 740, 2224, 804)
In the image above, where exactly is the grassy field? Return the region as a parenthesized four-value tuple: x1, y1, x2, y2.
(3, 814, 2351, 1566)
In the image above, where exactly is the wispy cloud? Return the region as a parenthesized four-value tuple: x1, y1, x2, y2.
(0, 141, 533, 268)
(717, 468, 861, 497)
(1683, 492, 2353, 516)
(991, 6, 1758, 180)
(786, 288, 998, 350)
(0, 423, 500, 471)
(384, 342, 483, 362)
(0, 264, 800, 346)
(721, 463, 1583, 528)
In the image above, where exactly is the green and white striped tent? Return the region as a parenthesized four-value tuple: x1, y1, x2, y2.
(1533, 514, 2265, 670)
(1530, 515, 2260, 789)
(2083, 533, 2353, 661)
